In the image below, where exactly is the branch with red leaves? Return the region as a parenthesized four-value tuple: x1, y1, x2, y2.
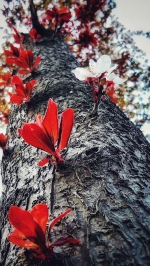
(46, 5, 72, 35)
(6, 46, 41, 75)
(8, 204, 80, 259)
(18, 99, 74, 166)
(72, 55, 126, 105)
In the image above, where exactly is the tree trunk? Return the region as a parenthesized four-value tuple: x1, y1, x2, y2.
(1, 34, 150, 266)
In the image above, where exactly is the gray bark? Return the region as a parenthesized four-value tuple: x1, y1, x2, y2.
(1, 34, 150, 266)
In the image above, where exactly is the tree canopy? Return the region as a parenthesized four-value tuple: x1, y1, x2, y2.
(0, 0, 149, 135)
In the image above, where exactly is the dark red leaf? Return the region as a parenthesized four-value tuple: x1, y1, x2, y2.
(18, 123, 56, 155)
(52, 236, 81, 246)
(57, 108, 74, 151)
(42, 99, 58, 144)
(27, 50, 33, 66)
(38, 157, 51, 167)
(6, 58, 16, 65)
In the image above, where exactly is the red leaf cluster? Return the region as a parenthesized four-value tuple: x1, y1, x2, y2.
(6, 23, 24, 43)
(18, 99, 74, 166)
(6, 46, 41, 75)
(12, 27, 24, 44)
(9, 75, 37, 105)
(8, 204, 80, 259)
(46, 5, 72, 26)
(0, 133, 9, 151)
(73, 0, 106, 24)
(16, 48, 41, 74)
(89, 78, 118, 104)
(77, 25, 98, 48)
(4, 44, 20, 59)
(29, 28, 42, 43)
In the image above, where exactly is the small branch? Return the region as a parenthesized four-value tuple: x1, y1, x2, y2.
(29, 0, 48, 35)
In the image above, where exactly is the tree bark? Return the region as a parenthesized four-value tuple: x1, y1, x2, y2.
(1, 34, 150, 266)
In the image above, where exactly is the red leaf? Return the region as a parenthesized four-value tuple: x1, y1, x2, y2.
(27, 50, 33, 66)
(10, 94, 24, 105)
(25, 80, 37, 95)
(30, 204, 48, 234)
(18, 123, 56, 155)
(8, 206, 45, 244)
(106, 88, 118, 104)
(18, 69, 31, 75)
(8, 228, 38, 249)
(8, 235, 38, 248)
(57, 108, 74, 151)
(0, 133, 9, 150)
(50, 209, 72, 232)
(33, 56, 41, 70)
(38, 157, 51, 167)
(4, 44, 20, 58)
(29, 28, 37, 38)
(4, 50, 14, 56)
(29, 80, 37, 88)
(13, 28, 24, 44)
(15, 87, 26, 97)
(52, 237, 81, 246)
(60, 12, 71, 22)
(29, 28, 42, 42)
(0, 73, 11, 80)
(6, 58, 16, 65)
(15, 57, 29, 69)
(42, 99, 58, 144)
(0, 73, 11, 86)
(11, 75, 23, 86)
(10, 77, 36, 105)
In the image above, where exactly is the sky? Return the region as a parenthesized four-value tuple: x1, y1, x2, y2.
(112, 0, 150, 137)
(0, 0, 150, 194)
(112, 0, 150, 64)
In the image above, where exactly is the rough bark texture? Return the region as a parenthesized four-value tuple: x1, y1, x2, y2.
(1, 34, 150, 266)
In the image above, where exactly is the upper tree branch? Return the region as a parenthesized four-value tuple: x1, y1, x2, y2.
(29, 0, 49, 36)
